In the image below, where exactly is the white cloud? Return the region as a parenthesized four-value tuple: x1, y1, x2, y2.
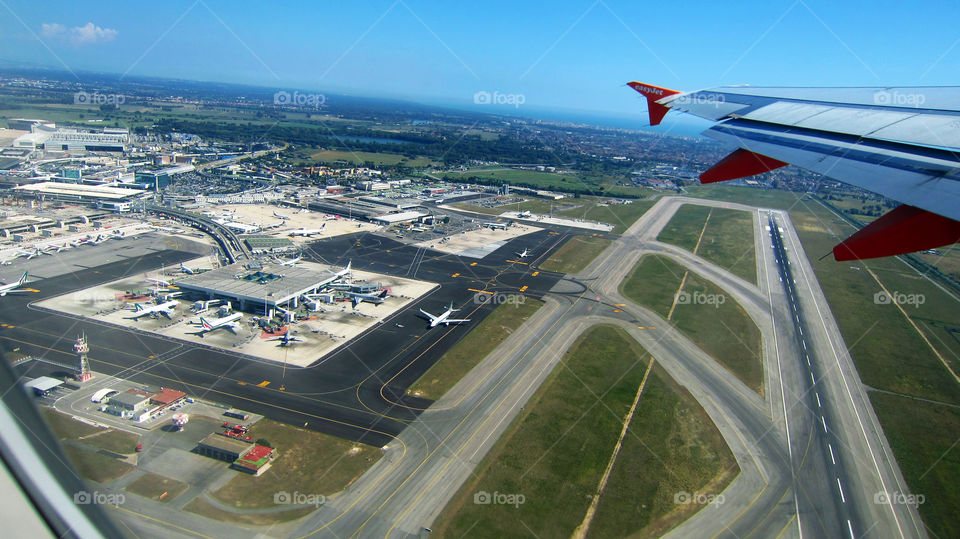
(41, 22, 118, 46)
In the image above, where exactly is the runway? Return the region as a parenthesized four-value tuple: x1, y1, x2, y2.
(274, 196, 923, 538)
(4, 202, 923, 538)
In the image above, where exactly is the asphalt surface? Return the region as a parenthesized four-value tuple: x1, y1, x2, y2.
(2, 229, 567, 449)
(2, 200, 924, 538)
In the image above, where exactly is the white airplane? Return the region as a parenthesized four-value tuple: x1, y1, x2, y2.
(125, 301, 177, 320)
(19, 247, 49, 260)
(48, 243, 71, 254)
(144, 273, 172, 287)
(109, 231, 125, 240)
(288, 224, 325, 237)
(273, 211, 290, 220)
(190, 313, 242, 337)
(271, 254, 302, 267)
(420, 302, 470, 328)
(317, 261, 351, 289)
(515, 248, 530, 258)
(179, 263, 197, 275)
(0, 272, 30, 296)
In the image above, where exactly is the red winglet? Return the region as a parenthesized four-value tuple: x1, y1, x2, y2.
(700, 149, 788, 183)
(833, 205, 960, 261)
(627, 81, 681, 126)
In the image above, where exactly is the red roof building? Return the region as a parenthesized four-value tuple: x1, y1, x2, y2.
(232, 444, 276, 475)
(150, 388, 186, 407)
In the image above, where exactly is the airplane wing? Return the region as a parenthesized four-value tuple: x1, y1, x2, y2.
(444, 318, 470, 325)
(629, 82, 960, 260)
(419, 309, 438, 322)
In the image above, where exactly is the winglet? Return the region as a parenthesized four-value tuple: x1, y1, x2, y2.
(833, 205, 960, 261)
(627, 82, 681, 125)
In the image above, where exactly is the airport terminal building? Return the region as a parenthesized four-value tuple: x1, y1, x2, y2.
(174, 262, 342, 313)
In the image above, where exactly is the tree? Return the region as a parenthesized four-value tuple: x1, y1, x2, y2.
(255, 438, 273, 448)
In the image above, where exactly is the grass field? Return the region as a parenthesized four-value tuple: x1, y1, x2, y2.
(657, 204, 712, 252)
(539, 235, 612, 274)
(450, 197, 581, 217)
(125, 473, 189, 503)
(621, 255, 764, 394)
(83, 429, 140, 455)
(440, 168, 654, 198)
(684, 184, 960, 538)
(432, 325, 736, 538)
(586, 361, 739, 538)
(211, 419, 381, 509)
(308, 149, 433, 166)
(658, 204, 757, 284)
(451, 196, 656, 235)
(408, 299, 544, 399)
(42, 408, 103, 439)
(184, 497, 316, 525)
(62, 445, 134, 483)
(557, 199, 657, 234)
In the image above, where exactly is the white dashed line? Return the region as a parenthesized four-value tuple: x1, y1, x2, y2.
(829, 443, 837, 465)
(822, 416, 828, 433)
(816, 392, 822, 408)
(837, 477, 847, 503)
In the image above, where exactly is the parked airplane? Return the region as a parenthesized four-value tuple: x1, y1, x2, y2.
(144, 273, 172, 287)
(125, 301, 177, 320)
(270, 331, 303, 347)
(271, 254, 302, 267)
(189, 313, 242, 337)
(273, 211, 290, 220)
(179, 264, 197, 275)
(0, 272, 29, 296)
(348, 289, 388, 307)
(420, 302, 470, 328)
(317, 261, 351, 289)
(19, 247, 50, 260)
(288, 224, 325, 237)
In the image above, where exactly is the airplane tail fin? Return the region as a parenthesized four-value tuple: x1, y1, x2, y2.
(200, 317, 212, 329)
(18, 271, 27, 285)
(627, 82, 681, 126)
(133, 303, 144, 312)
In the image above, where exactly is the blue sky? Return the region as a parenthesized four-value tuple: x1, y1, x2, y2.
(1, 1, 959, 132)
